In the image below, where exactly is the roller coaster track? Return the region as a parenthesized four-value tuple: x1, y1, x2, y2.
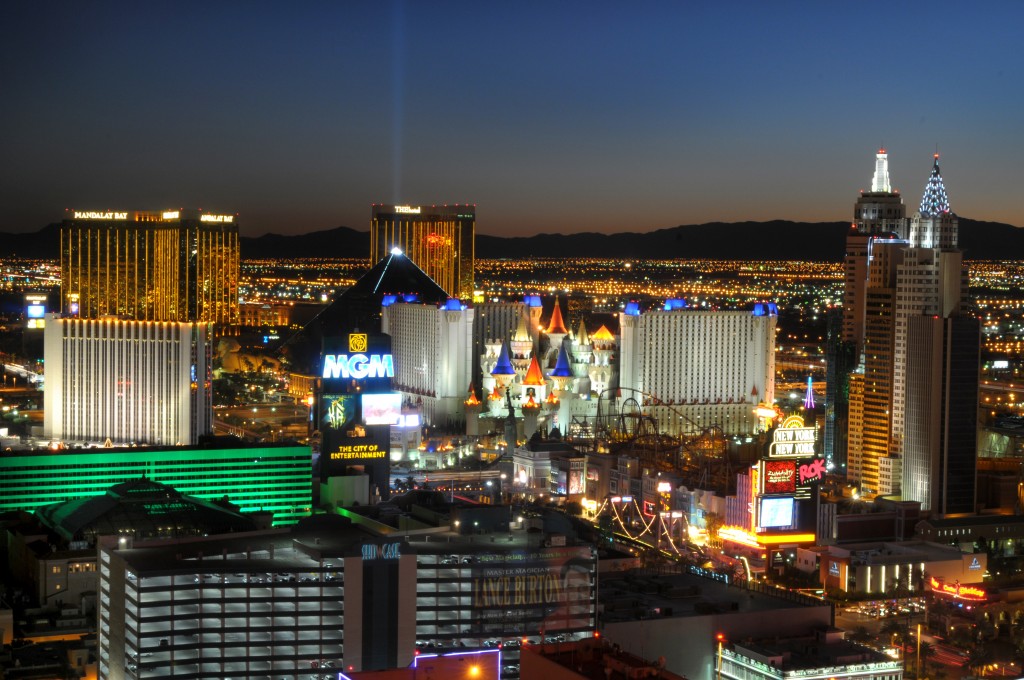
(571, 387, 734, 494)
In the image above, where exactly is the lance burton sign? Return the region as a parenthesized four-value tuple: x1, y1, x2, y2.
(469, 547, 594, 633)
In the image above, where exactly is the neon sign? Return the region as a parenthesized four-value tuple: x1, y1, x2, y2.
(362, 542, 401, 560)
(322, 353, 394, 380)
(162, 211, 180, 219)
(798, 458, 826, 484)
(330, 443, 386, 460)
(770, 415, 817, 458)
(394, 205, 421, 214)
(73, 211, 127, 220)
(930, 577, 986, 601)
(200, 214, 233, 222)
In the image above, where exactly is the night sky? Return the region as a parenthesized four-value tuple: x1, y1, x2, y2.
(3, 1, 1023, 237)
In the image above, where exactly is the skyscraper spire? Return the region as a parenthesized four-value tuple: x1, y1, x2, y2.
(919, 154, 951, 216)
(871, 147, 891, 193)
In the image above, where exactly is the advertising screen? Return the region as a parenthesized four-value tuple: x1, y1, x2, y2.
(362, 393, 402, 425)
(470, 546, 594, 633)
(759, 496, 795, 529)
(26, 304, 45, 319)
(321, 394, 356, 431)
(762, 460, 797, 494)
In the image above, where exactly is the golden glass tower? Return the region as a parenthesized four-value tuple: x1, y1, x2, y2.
(370, 204, 475, 299)
(60, 209, 240, 325)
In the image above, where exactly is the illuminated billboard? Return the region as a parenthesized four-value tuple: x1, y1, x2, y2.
(769, 415, 816, 458)
(759, 496, 795, 529)
(762, 460, 796, 494)
(798, 457, 826, 485)
(26, 305, 45, 319)
(321, 394, 356, 430)
(322, 333, 394, 382)
(361, 393, 402, 425)
(470, 546, 594, 633)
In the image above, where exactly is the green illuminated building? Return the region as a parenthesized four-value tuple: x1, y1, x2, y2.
(0, 443, 312, 525)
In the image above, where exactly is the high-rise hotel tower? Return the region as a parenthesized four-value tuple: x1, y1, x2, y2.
(60, 209, 240, 325)
(825, 149, 906, 474)
(842, 153, 978, 511)
(370, 204, 475, 299)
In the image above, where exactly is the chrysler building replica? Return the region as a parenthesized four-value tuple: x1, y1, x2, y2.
(843, 152, 979, 513)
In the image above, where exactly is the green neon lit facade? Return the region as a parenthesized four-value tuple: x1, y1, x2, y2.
(0, 444, 312, 525)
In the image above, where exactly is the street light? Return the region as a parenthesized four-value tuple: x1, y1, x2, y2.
(716, 633, 725, 680)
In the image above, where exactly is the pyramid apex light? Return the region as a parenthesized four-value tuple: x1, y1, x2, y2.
(390, 247, 404, 256)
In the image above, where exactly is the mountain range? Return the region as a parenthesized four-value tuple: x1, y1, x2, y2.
(2, 218, 1022, 261)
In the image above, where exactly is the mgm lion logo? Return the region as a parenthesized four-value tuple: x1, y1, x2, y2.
(348, 333, 368, 353)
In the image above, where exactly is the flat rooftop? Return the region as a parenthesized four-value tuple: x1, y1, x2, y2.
(600, 568, 828, 624)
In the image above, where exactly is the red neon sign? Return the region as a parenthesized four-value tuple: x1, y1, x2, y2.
(930, 577, 986, 601)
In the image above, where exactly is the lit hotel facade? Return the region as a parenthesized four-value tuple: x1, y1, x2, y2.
(60, 209, 240, 325)
(618, 303, 776, 436)
(0, 443, 312, 525)
(43, 316, 212, 446)
(370, 204, 475, 299)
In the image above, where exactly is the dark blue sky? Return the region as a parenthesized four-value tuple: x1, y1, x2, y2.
(3, 1, 1023, 237)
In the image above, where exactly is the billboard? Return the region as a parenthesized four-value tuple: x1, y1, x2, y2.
(762, 460, 796, 494)
(321, 394, 356, 431)
(470, 546, 594, 634)
(798, 457, 826, 485)
(759, 496, 795, 529)
(769, 415, 816, 458)
(362, 393, 402, 425)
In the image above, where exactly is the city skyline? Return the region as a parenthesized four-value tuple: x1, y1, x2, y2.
(3, 2, 1024, 238)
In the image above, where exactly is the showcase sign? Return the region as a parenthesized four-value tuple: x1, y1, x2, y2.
(362, 542, 401, 560)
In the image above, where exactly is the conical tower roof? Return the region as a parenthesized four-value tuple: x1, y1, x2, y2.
(919, 154, 952, 216)
(546, 298, 568, 335)
(549, 344, 574, 379)
(490, 341, 516, 377)
(592, 325, 615, 342)
(575, 319, 590, 345)
(464, 382, 481, 407)
(512, 312, 532, 343)
(523, 355, 546, 386)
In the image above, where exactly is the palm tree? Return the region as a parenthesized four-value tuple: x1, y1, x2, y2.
(916, 640, 935, 678)
(848, 625, 871, 644)
(966, 644, 993, 676)
(881, 619, 909, 672)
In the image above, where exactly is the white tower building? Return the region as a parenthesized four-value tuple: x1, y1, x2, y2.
(617, 302, 776, 436)
(382, 299, 474, 428)
(43, 316, 211, 446)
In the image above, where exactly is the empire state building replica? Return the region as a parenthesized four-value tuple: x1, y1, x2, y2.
(843, 152, 979, 514)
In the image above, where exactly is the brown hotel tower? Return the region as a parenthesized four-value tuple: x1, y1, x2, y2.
(60, 209, 240, 325)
